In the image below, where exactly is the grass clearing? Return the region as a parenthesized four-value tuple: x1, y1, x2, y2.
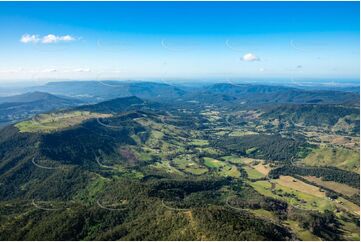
(228, 130, 258, 137)
(303, 176, 359, 197)
(150, 160, 184, 175)
(253, 163, 271, 176)
(203, 157, 223, 168)
(243, 166, 265, 179)
(201, 110, 221, 122)
(246, 208, 278, 222)
(335, 197, 360, 215)
(172, 155, 208, 175)
(195, 147, 221, 155)
(214, 130, 228, 136)
(275, 176, 326, 198)
(219, 165, 241, 178)
(249, 179, 335, 212)
(16, 111, 111, 133)
(246, 147, 258, 155)
(222, 156, 263, 165)
(284, 220, 321, 241)
(190, 139, 209, 147)
(339, 220, 360, 241)
(203, 157, 240, 178)
(222, 156, 244, 164)
(301, 146, 360, 173)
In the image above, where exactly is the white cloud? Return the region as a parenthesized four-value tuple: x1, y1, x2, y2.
(242, 53, 260, 62)
(20, 34, 76, 44)
(42, 34, 75, 44)
(20, 34, 40, 44)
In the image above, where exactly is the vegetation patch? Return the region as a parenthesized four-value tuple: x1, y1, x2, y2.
(16, 111, 111, 133)
(243, 166, 265, 179)
(274, 176, 326, 198)
(269, 165, 360, 188)
(301, 146, 360, 173)
(203, 157, 223, 168)
(303, 176, 359, 197)
(172, 155, 208, 175)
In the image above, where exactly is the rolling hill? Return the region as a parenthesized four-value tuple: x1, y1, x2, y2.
(0, 84, 359, 241)
(0, 92, 82, 127)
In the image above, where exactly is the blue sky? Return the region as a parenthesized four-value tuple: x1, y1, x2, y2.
(0, 1, 359, 82)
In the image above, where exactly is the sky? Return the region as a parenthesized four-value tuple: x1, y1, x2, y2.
(0, 1, 359, 83)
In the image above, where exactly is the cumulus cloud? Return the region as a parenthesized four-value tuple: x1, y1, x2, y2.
(20, 34, 40, 44)
(20, 34, 76, 44)
(42, 34, 75, 44)
(242, 53, 260, 62)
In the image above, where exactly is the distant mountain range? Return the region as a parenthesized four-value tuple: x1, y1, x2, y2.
(0, 92, 82, 127)
(0, 91, 78, 104)
(27, 81, 359, 106)
(0, 81, 358, 128)
(28, 81, 186, 102)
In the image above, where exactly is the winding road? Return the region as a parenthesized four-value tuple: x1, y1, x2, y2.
(32, 199, 64, 211)
(161, 199, 190, 212)
(31, 157, 60, 170)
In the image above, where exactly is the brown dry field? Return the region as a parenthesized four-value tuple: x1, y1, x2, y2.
(303, 176, 359, 197)
(253, 163, 271, 176)
(275, 176, 326, 198)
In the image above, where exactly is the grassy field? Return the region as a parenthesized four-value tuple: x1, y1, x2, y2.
(284, 220, 321, 241)
(203, 157, 240, 178)
(301, 146, 360, 173)
(249, 179, 334, 212)
(243, 166, 265, 179)
(201, 110, 221, 122)
(335, 197, 360, 215)
(228, 130, 258, 137)
(303, 176, 359, 197)
(203, 157, 223, 168)
(332, 114, 360, 135)
(339, 220, 360, 241)
(221, 156, 268, 179)
(195, 147, 221, 155)
(172, 155, 208, 175)
(250, 176, 359, 216)
(222, 156, 263, 165)
(222, 156, 244, 164)
(218, 165, 240, 178)
(275, 176, 326, 198)
(245, 208, 278, 222)
(16, 111, 111, 133)
(150, 160, 184, 175)
(190, 139, 209, 147)
(253, 163, 271, 176)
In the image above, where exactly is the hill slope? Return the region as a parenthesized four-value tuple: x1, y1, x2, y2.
(0, 92, 82, 127)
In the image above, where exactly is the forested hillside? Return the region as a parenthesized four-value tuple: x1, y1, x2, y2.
(0, 83, 359, 241)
